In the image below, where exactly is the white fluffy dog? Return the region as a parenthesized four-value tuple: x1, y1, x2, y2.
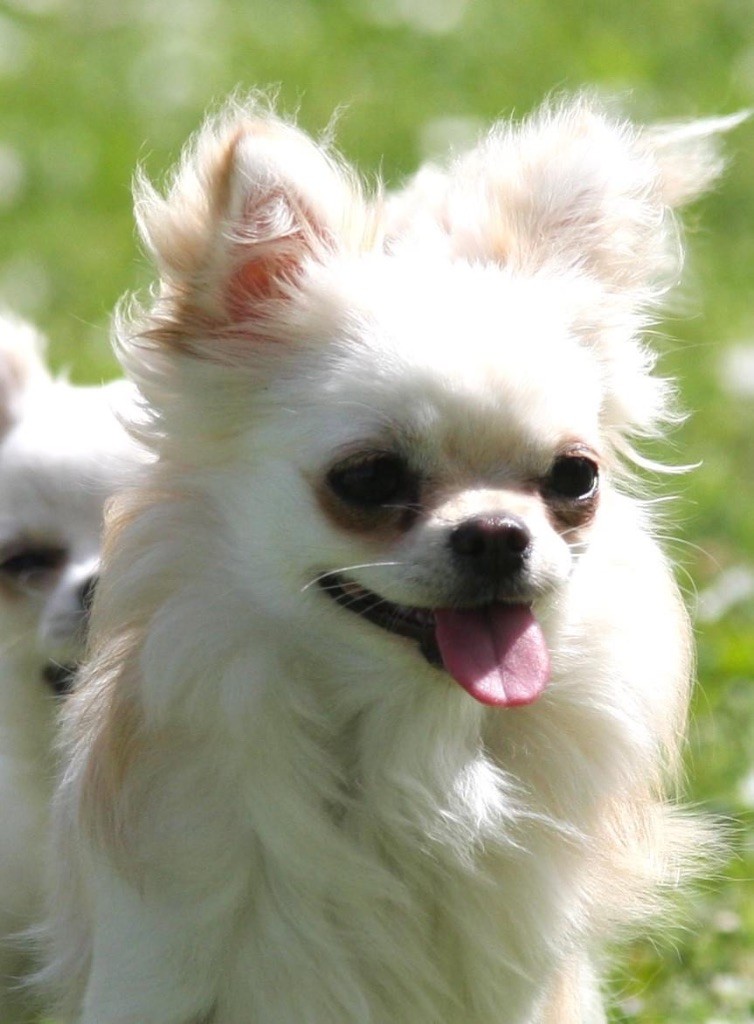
(42, 96, 736, 1023)
(0, 314, 138, 1022)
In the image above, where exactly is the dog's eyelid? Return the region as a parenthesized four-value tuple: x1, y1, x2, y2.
(555, 441, 601, 464)
(328, 443, 404, 466)
(337, 447, 398, 465)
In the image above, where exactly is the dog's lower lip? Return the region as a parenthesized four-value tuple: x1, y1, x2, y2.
(317, 572, 443, 666)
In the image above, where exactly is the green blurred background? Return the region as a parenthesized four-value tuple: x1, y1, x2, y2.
(2, 0, 753, 1019)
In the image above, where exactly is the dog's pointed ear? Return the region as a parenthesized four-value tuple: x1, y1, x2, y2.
(134, 102, 369, 360)
(446, 97, 745, 301)
(0, 313, 49, 434)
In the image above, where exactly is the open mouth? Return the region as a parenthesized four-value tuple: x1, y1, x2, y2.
(317, 572, 550, 708)
(319, 572, 443, 665)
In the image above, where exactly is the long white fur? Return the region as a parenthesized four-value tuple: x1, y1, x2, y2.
(0, 313, 140, 1022)
(40, 95, 734, 1023)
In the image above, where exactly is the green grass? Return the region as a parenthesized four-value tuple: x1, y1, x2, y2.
(4, 0, 753, 1019)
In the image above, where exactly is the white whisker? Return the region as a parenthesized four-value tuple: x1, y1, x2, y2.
(301, 561, 404, 593)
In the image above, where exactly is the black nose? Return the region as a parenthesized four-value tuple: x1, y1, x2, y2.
(78, 573, 99, 613)
(449, 515, 531, 576)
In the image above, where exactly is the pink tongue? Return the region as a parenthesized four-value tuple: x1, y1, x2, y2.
(434, 605, 550, 707)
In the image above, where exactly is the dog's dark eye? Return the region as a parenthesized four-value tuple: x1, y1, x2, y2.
(327, 453, 415, 508)
(545, 455, 599, 500)
(0, 546, 66, 584)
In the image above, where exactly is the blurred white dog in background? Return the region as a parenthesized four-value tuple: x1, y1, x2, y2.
(0, 314, 139, 1022)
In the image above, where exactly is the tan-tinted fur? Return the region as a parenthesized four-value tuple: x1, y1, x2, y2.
(545, 492, 599, 534)
(75, 644, 146, 858)
(0, 347, 36, 432)
(0, 578, 26, 603)
(74, 489, 164, 857)
(314, 476, 419, 540)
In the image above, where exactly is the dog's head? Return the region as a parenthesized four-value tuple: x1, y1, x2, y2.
(0, 315, 139, 695)
(122, 96, 735, 707)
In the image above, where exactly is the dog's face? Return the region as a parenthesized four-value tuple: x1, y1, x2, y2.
(126, 98, 733, 709)
(0, 317, 138, 695)
(219, 261, 606, 706)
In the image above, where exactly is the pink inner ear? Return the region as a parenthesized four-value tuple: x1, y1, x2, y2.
(225, 245, 303, 323)
(222, 180, 326, 325)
